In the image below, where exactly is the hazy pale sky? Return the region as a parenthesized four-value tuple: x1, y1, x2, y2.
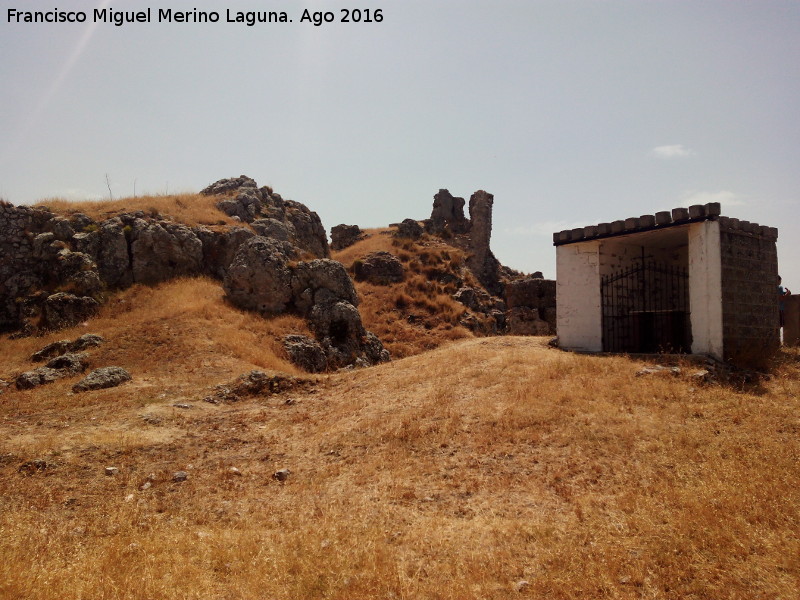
(2, 1, 799, 283)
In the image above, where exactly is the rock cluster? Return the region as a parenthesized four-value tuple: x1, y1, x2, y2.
(224, 239, 390, 370)
(14, 333, 130, 392)
(452, 286, 506, 334)
(204, 176, 329, 258)
(0, 177, 329, 336)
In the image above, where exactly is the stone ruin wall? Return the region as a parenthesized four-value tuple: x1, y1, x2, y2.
(718, 217, 780, 366)
(420, 188, 556, 335)
(0, 202, 46, 331)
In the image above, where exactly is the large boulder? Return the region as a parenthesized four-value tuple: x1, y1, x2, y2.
(330, 224, 364, 250)
(291, 259, 359, 316)
(223, 237, 296, 314)
(353, 251, 404, 285)
(393, 219, 423, 240)
(72, 366, 131, 392)
(42, 293, 99, 330)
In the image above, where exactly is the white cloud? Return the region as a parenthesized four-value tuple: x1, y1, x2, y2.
(681, 190, 746, 207)
(650, 144, 696, 159)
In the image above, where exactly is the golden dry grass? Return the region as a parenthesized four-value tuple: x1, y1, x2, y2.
(33, 193, 238, 227)
(332, 229, 476, 358)
(2, 288, 799, 600)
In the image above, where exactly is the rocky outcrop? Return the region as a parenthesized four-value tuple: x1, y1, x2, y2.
(393, 219, 423, 240)
(200, 175, 258, 196)
(330, 224, 365, 250)
(16, 352, 90, 390)
(204, 176, 330, 258)
(194, 226, 255, 279)
(353, 252, 405, 285)
(0, 176, 334, 335)
(42, 293, 100, 330)
(130, 220, 203, 285)
(224, 239, 388, 370)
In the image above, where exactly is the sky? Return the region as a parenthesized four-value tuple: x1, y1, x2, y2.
(1, 0, 799, 284)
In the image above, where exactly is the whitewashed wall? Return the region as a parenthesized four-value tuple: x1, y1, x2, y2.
(688, 220, 723, 360)
(556, 240, 602, 351)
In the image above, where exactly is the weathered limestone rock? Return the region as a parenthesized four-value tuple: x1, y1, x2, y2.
(15, 352, 89, 389)
(32, 334, 104, 361)
(290, 259, 359, 315)
(224, 237, 296, 314)
(96, 217, 132, 288)
(282, 334, 328, 373)
(16, 367, 64, 390)
(330, 224, 364, 250)
(72, 366, 131, 392)
(42, 293, 100, 330)
(130, 220, 203, 284)
(393, 219, 423, 240)
(353, 252, 404, 285)
(200, 175, 258, 196)
(45, 352, 90, 374)
(217, 188, 263, 223)
(195, 226, 255, 279)
(252, 218, 295, 243)
(452, 286, 503, 313)
(283, 200, 330, 258)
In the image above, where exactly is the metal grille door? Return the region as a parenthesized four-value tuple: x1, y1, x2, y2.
(601, 261, 691, 353)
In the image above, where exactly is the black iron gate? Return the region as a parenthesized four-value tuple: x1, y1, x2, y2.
(601, 261, 691, 353)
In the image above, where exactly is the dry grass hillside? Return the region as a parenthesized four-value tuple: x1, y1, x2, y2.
(2, 196, 798, 598)
(1, 278, 799, 599)
(332, 228, 480, 358)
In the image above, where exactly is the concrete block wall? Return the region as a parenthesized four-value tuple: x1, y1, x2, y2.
(718, 221, 780, 367)
(784, 295, 800, 347)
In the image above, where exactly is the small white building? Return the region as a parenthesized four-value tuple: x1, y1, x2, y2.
(553, 203, 779, 367)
